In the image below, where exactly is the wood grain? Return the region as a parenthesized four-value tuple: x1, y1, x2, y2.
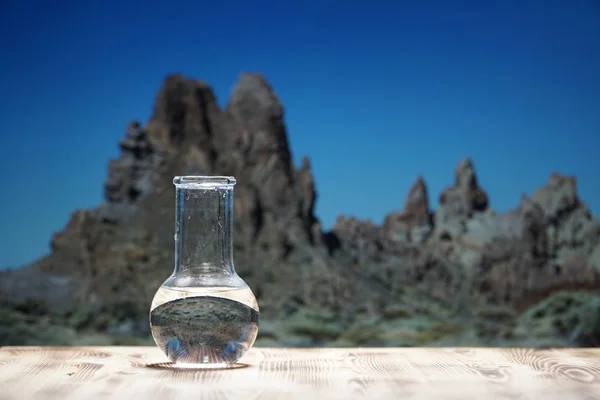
(1, 347, 599, 399)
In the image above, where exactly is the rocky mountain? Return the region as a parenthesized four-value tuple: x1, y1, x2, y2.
(1, 73, 600, 347)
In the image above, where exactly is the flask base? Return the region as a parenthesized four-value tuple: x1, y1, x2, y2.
(171, 361, 236, 370)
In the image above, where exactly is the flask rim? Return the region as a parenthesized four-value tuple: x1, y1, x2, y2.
(173, 176, 236, 188)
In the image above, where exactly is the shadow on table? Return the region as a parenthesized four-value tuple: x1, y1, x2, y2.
(145, 362, 249, 371)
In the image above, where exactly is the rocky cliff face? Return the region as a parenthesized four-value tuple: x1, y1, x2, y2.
(1, 73, 599, 347)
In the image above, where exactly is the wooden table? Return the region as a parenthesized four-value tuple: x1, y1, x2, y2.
(1, 347, 599, 399)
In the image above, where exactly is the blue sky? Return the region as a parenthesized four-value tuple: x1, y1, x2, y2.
(1, 0, 599, 268)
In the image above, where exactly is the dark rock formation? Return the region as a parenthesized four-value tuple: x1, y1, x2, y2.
(104, 121, 161, 206)
(1, 72, 599, 348)
(1, 73, 320, 336)
(434, 157, 489, 239)
(383, 176, 432, 243)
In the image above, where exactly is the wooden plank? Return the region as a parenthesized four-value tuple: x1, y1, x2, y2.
(1, 347, 599, 399)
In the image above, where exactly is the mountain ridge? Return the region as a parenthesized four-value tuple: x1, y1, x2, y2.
(1, 72, 599, 347)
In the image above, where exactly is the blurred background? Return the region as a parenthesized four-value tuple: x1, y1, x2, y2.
(1, 0, 599, 347)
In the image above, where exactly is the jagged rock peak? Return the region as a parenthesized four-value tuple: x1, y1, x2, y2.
(296, 156, 321, 244)
(151, 74, 216, 118)
(297, 156, 317, 214)
(454, 157, 477, 188)
(104, 120, 158, 205)
(147, 74, 220, 148)
(124, 121, 143, 139)
(517, 194, 545, 222)
(439, 157, 488, 211)
(403, 176, 430, 218)
(299, 155, 311, 172)
(382, 176, 432, 243)
(227, 72, 283, 117)
(433, 158, 488, 238)
(531, 173, 578, 220)
(224, 72, 292, 173)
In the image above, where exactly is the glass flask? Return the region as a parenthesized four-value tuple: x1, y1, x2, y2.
(150, 176, 259, 368)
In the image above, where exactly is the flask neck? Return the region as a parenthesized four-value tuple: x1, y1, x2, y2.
(174, 178, 235, 277)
